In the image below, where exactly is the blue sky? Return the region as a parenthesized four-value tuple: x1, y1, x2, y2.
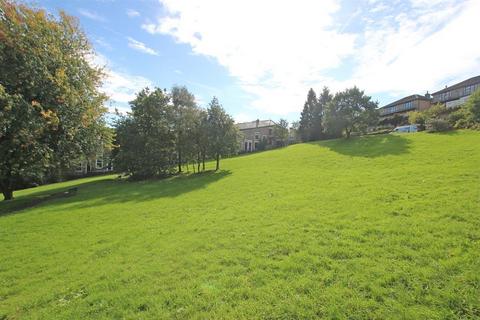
(38, 0, 480, 123)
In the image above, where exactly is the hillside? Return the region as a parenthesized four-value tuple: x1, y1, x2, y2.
(1, 131, 479, 319)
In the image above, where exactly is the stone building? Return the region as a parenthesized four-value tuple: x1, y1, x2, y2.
(236, 119, 277, 152)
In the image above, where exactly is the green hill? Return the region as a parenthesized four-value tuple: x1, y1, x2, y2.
(1, 131, 479, 319)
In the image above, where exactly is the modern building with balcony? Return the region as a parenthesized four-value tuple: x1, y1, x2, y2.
(432, 75, 480, 109)
(379, 94, 432, 121)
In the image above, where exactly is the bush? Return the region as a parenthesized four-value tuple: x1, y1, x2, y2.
(427, 119, 451, 132)
(408, 111, 426, 131)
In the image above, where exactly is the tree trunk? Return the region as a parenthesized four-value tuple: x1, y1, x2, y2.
(197, 153, 201, 172)
(215, 153, 220, 171)
(202, 153, 206, 171)
(345, 127, 351, 139)
(178, 150, 182, 173)
(2, 189, 13, 201)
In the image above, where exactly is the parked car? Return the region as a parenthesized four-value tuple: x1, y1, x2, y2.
(393, 125, 418, 133)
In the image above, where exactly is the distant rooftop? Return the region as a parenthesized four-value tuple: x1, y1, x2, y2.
(236, 119, 276, 130)
(379, 94, 431, 109)
(432, 75, 480, 95)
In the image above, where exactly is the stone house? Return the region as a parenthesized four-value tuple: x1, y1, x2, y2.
(236, 119, 277, 152)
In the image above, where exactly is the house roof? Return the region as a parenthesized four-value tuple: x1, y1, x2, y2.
(379, 94, 431, 109)
(432, 75, 480, 95)
(236, 119, 276, 130)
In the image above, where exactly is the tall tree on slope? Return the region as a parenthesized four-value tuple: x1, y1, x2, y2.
(298, 88, 317, 141)
(207, 97, 238, 171)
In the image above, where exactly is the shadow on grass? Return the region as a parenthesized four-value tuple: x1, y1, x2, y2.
(317, 133, 411, 158)
(0, 170, 231, 217)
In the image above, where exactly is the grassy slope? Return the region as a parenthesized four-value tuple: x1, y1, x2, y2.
(0, 131, 479, 319)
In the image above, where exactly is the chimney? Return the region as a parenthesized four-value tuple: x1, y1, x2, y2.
(425, 91, 431, 99)
(256, 119, 259, 128)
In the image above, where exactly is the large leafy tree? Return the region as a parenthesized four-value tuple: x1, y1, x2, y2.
(325, 87, 378, 139)
(171, 86, 197, 173)
(0, 2, 109, 200)
(207, 97, 238, 171)
(114, 88, 176, 179)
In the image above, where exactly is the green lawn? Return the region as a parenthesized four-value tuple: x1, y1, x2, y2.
(1, 131, 479, 319)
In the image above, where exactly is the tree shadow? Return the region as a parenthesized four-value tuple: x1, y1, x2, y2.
(0, 170, 232, 217)
(316, 133, 411, 158)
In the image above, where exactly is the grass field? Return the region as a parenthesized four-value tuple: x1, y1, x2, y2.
(1, 131, 479, 319)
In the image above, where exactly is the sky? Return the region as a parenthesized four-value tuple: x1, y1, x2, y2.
(37, 0, 480, 123)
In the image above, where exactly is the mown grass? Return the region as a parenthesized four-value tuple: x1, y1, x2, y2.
(0, 130, 479, 319)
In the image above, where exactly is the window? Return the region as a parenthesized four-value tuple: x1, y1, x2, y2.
(254, 132, 260, 140)
(405, 101, 413, 110)
(268, 128, 273, 135)
(96, 158, 103, 169)
(465, 85, 474, 95)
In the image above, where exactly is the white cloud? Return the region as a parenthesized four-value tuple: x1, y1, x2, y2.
(126, 9, 140, 17)
(127, 37, 159, 56)
(78, 9, 106, 22)
(345, 0, 480, 99)
(88, 53, 154, 111)
(144, 0, 480, 114)
(233, 113, 253, 123)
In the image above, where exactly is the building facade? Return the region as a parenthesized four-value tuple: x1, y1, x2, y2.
(237, 119, 277, 152)
(379, 94, 432, 119)
(74, 152, 114, 175)
(432, 75, 480, 109)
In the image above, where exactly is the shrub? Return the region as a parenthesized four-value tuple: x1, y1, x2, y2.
(450, 88, 480, 129)
(427, 119, 451, 132)
(408, 111, 426, 131)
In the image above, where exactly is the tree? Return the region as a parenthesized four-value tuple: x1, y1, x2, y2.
(299, 88, 317, 141)
(274, 119, 289, 146)
(192, 108, 209, 171)
(114, 88, 176, 179)
(311, 87, 332, 140)
(324, 87, 378, 139)
(0, 2, 109, 200)
(206, 97, 238, 171)
(171, 86, 197, 173)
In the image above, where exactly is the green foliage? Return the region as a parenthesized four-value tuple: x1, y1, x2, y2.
(171, 86, 198, 172)
(0, 86, 51, 200)
(1, 131, 480, 318)
(298, 87, 333, 141)
(114, 88, 176, 179)
(273, 119, 289, 146)
(426, 118, 451, 132)
(451, 88, 480, 129)
(299, 88, 317, 141)
(324, 87, 379, 139)
(0, 2, 110, 199)
(408, 111, 426, 130)
(207, 97, 238, 170)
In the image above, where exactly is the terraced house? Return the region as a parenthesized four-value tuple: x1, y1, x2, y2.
(432, 75, 480, 109)
(237, 119, 277, 152)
